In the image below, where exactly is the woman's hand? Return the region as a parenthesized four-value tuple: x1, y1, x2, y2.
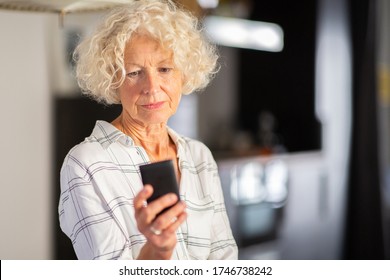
(134, 184, 187, 259)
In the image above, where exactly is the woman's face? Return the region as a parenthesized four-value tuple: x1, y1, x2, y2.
(118, 35, 183, 127)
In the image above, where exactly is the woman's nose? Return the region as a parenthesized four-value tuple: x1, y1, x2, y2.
(142, 71, 160, 94)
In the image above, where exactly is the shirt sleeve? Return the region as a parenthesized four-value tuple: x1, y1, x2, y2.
(58, 155, 133, 260)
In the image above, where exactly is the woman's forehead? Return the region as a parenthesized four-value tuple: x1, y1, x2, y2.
(124, 35, 174, 64)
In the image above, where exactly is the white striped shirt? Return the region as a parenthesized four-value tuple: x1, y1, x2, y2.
(58, 120, 238, 260)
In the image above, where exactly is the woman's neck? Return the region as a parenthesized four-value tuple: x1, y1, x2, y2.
(112, 114, 172, 162)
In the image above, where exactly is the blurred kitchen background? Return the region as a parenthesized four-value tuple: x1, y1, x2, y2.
(0, 0, 389, 260)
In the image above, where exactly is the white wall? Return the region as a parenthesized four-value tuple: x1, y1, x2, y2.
(0, 11, 52, 259)
(315, 0, 352, 258)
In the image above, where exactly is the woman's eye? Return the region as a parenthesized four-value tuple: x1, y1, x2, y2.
(127, 70, 140, 77)
(159, 67, 172, 73)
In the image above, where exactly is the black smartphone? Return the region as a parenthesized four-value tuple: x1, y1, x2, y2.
(139, 160, 180, 214)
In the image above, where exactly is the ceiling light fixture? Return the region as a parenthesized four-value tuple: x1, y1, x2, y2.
(204, 15, 284, 52)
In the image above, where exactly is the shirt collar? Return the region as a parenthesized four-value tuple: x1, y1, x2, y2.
(91, 120, 133, 149)
(91, 120, 186, 152)
(167, 126, 186, 158)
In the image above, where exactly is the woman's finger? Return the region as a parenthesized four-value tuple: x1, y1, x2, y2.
(147, 211, 187, 246)
(134, 184, 153, 211)
(144, 193, 179, 218)
(149, 201, 186, 232)
(135, 185, 180, 231)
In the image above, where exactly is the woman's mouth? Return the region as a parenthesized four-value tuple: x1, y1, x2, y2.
(141, 101, 165, 110)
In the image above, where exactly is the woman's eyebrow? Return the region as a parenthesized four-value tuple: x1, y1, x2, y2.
(157, 57, 174, 64)
(124, 59, 174, 68)
(124, 62, 142, 68)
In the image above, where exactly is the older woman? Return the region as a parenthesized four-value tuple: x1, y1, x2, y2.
(59, 0, 237, 260)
